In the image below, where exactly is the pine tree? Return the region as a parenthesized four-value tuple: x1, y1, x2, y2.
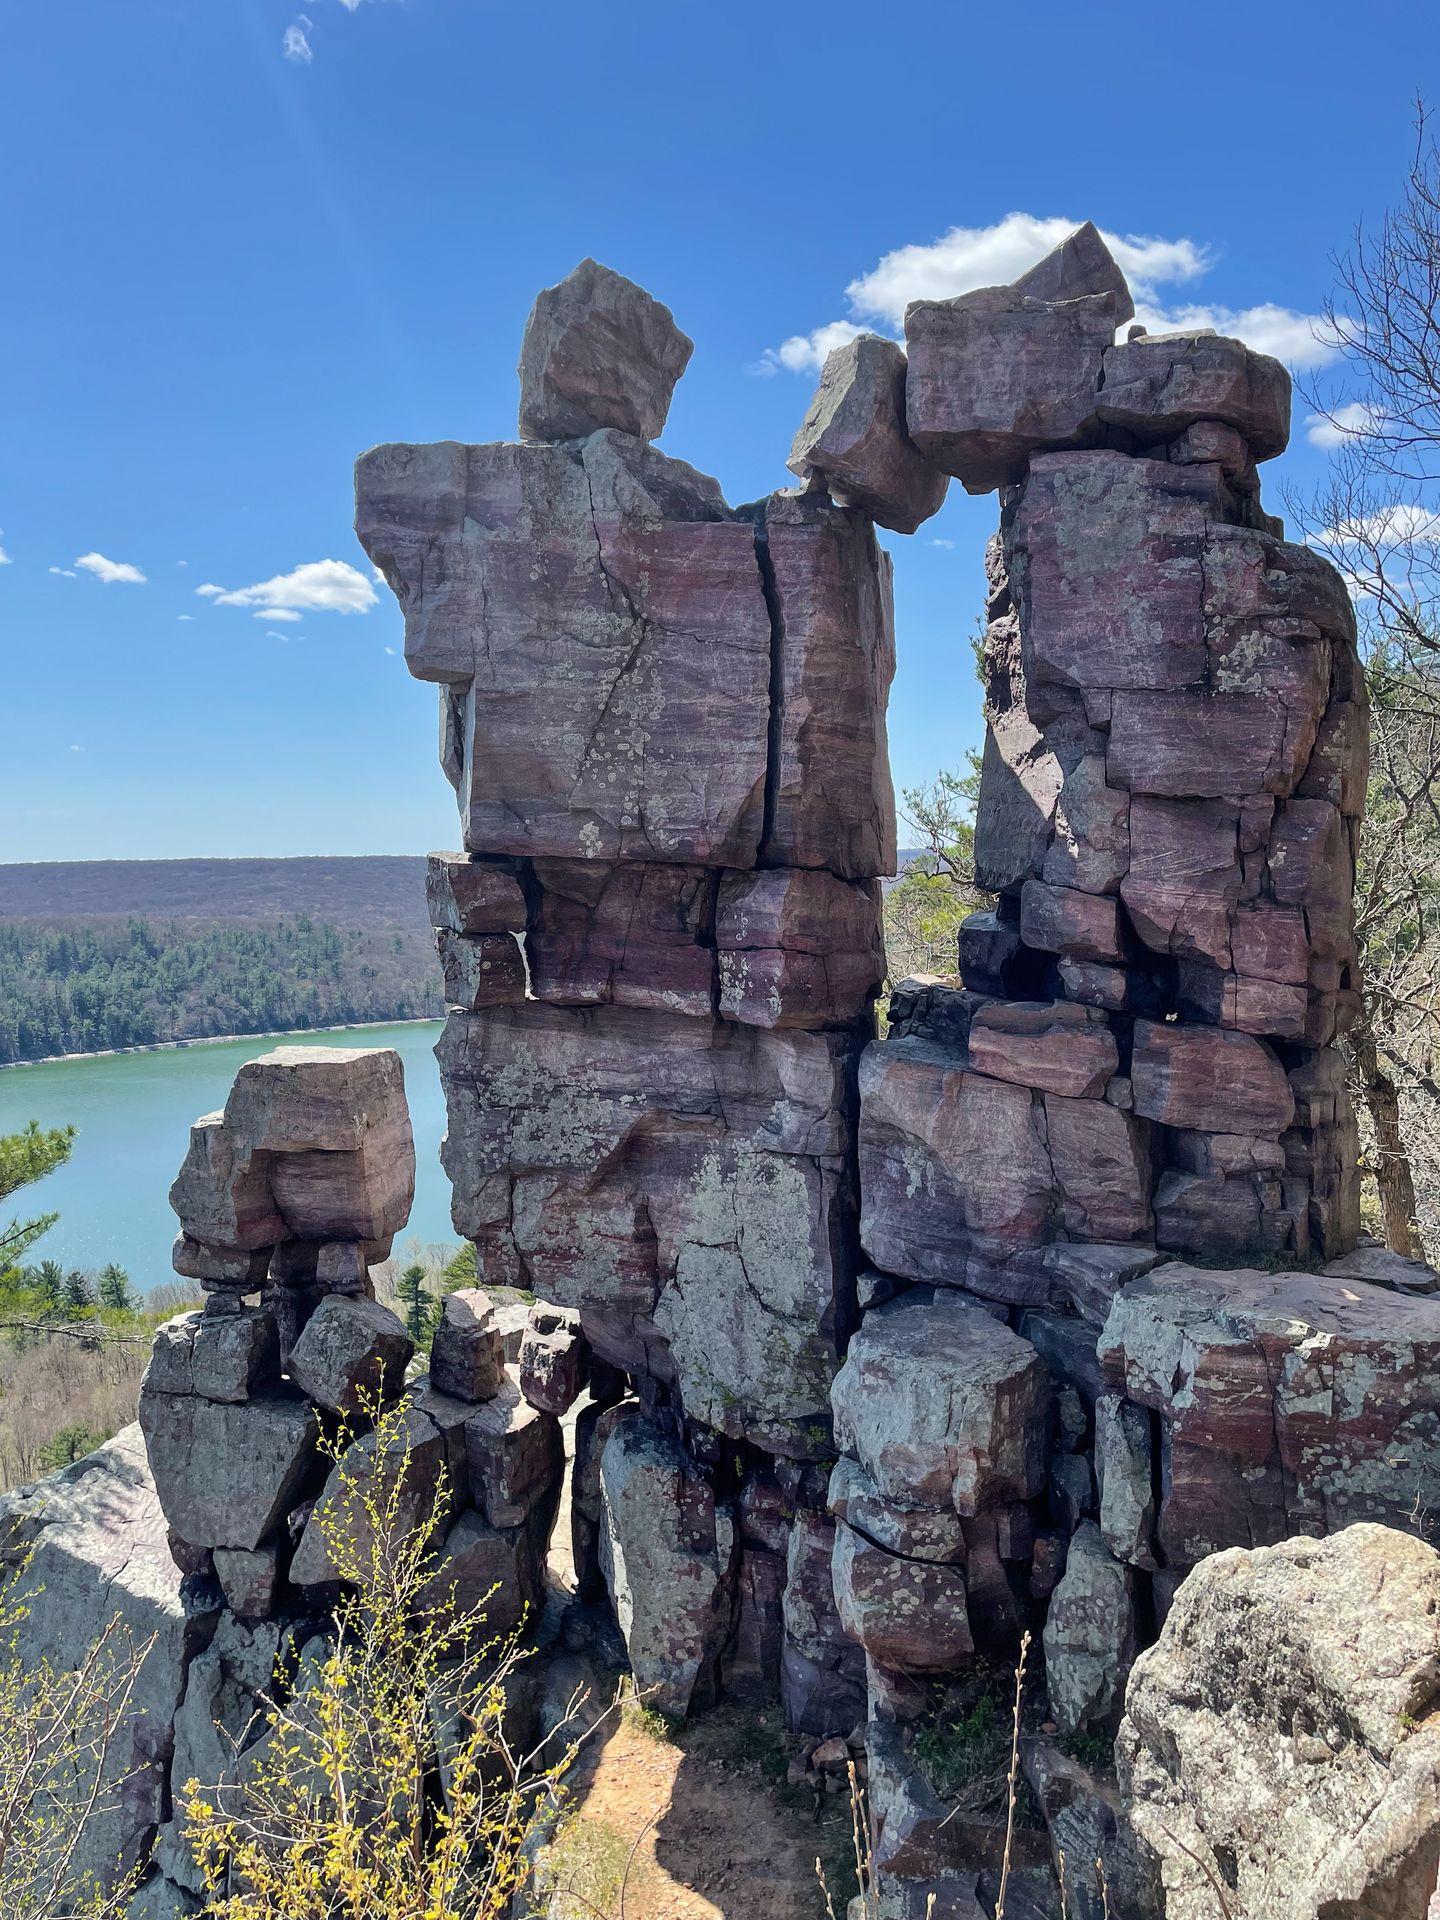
(61, 1270, 94, 1316)
(96, 1263, 135, 1313)
(393, 1263, 434, 1345)
(0, 1123, 75, 1279)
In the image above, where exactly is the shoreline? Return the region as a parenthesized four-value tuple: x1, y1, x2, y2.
(0, 1015, 444, 1074)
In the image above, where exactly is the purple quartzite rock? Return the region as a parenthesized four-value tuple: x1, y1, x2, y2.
(787, 333, 949, 535)
(517, 258, 693, 444)
(831, 1291, 1051, 1516)
(966, 1000, 1119, 1099)
(425, 855, 527, 935)
(430, 1289, 506, 1404)
(1096, 330, 1291, 458)
(435, 929, 527, 1010)
(527, 860, 714, 1017)
(904, 287, 1120, 493)
(287, 1294, 413, 1418)
(756, 490, 898, 879)
(358, 433, 770, 867)
(1129, 1020, 1294, 1136)
(715, 868, 884, 1029)
(517, 1303, 588, 1415)
(832, 1520, 972, 1671)
(437, 1002, 854, 1458)
(781, 1509, 867, 1736)
(1099, 1262, 1440, 1566)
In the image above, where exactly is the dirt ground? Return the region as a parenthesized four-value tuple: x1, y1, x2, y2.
(535, 1694, 860, 1920)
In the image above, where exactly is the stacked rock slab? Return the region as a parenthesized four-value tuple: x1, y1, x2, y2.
(356, 260, 898, 1722)
(133, 1052, 567, 1906)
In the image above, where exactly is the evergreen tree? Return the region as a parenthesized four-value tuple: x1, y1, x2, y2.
(30, 1260, 65, 1311)
(393, 1263, 434, 1345)
(61, 1270, 94, 1316)
(96, 1263, 135, 1313)
(0, 1122, 75, 1278)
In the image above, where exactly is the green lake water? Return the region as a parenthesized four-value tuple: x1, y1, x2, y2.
(0, 1021, 454, 1290)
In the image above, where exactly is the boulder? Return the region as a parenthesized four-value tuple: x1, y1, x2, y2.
(781, 1509, 867, 1736)
(1094, 1392, 1157, 1570)
(715, 868, 884, 1028)
(464, 1368, 563, 1528)
(787, 333, 948, 534)
(517, 1304, 588, 1415)
(1130, 1019, 1294, 1136)
(1119, 1526, 1440, 1920)
(1019, 879, 1125, 965)
(414, 1506, 547, 1639)
(904, 287, 1118, 492)
(289, 1397, 453, 1588)
(434, 929, 528, 1009)
(827, 1457, 967, 1564)
(1013, 221, 1134, 319)
(1099, 1262, 1440, 1566)
(1021, 1736, 1145, 1920)
(143, 1307, 280, 1405)
(358, 434, 771, 867)
(1042, 1521, 1137, 1736)
(831, 1292, 1051, 1515)
(517, 257, 693, 444)
(140, 1389, 320, 1553)
(430, 1289, 506, 1403)
(526, 859, 715, 1016)
(966, 1000, 1118, 1099)
(437, 1003, 855, 1458)
(1097, 330, 1291, 457)
(598, 1410, 739, 1718)
(755, 489, 898, 879)
(1041, 753, 1131, 896)
(286, 1294, 413, 1418)
(425, 852, 527, 934)
(213, 1544, 280, 1619)
(831, 1520, 972, 1671)
(0, 1427, 193, 1895)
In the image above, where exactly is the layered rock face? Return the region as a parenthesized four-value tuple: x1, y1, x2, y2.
(355, 260, 895, 1722)
(107, 240, 1440, 1917)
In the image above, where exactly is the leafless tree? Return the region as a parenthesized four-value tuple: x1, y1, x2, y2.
(1290, 104, 1440, 1255)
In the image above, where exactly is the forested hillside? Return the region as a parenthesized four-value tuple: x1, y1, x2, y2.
(0, 915, 442, 1063)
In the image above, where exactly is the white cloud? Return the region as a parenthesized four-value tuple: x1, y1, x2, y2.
(177, 614, 194, 621)
(282, 16, 313, 62)
(49, 565, 77, 578)
(1323, 502, 1440, 548)
(69, 744, 84, 753)
(1305, 400, 1386, 449)
(931, 538, 955, 550)
(266, 630, 295, 642)
(384, 644, 398, 654)
(199, 560, 375, 616)
(759, 211, 1336, 375)
(258, 608, 304, 623)
(75, 551, 147, 584)
(176, 559, 188, 568)
(0, 528, 11, 566)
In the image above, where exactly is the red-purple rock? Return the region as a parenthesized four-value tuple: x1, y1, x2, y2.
(517, 257, 693, 444)
(426, 854, 527, 935)
(1130, 1020, 1294, 1136)
(1041, 755, 1130, 895)
(1013, 222, 1134, 319)
(1121, 796, 1239, 970)
(758, 491, 898, 879)
(967, 1000, 1119, 1099)
(1008, 453, 1219, 705)
(904, 288, 1118, 492)
(357, 434, 771, 867)
(1097, 332, 1291, 458)
(435, 929, 528, 1010)
(715, 868, 883, 1029)
(1020, 879, 1126, 964)
(436, 1003, 855, 1459)
(787, 333, 948, 535)
(1099, 1262, 1440, 1565)
(1108, 688, 1318, 799)
(832, 1521, 973, 1671)
(527, 859, 714, 1017)
(517, 1303, 588, 1415)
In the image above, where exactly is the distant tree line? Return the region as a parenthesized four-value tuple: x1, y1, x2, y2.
(0, 913, 442, 1064)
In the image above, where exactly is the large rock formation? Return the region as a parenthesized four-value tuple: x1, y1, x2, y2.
(81, 235, 1437, 1919)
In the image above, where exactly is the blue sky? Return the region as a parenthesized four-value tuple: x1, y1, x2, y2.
(0, 0, 1431, 863)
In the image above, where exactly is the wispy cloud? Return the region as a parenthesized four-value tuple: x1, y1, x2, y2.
(1322, 502, 1440, 548)
(49, 565, 77, 578)
(757, 211, 1336, 375)
(177, 614, 194, 622)
(282, 15, 314, 62)
(1305, 400, 1386, 449)
(76, 551, 147, 584)
(0, 528, 11, 567)
(197, 559, 377, 617)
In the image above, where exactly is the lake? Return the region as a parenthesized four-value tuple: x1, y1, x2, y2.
(0, 1022, 455, 1290)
